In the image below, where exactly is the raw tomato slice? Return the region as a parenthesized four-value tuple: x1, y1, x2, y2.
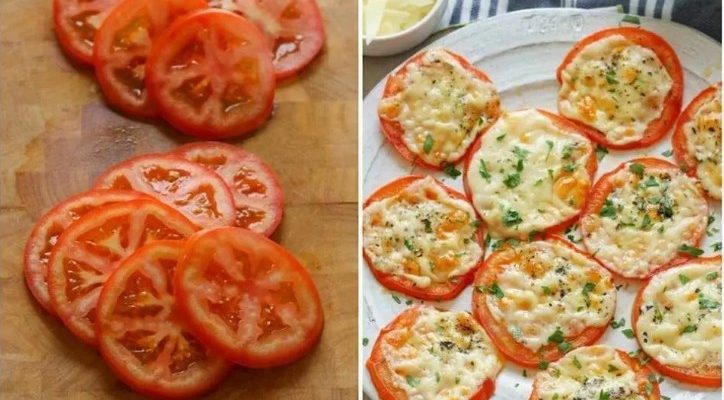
(173, 142, 284, 236)
(210, 0, 325, 79)
(96, 241, 231, 398)
(93, 0, 207, 117)
(47, 199, 197, 346)
(174, 227, 324, 368)
(94, 153, 236, 228)
(146, 9, 276, 139)
(24, 189, 149, 315)
(53, 0, 121, 65)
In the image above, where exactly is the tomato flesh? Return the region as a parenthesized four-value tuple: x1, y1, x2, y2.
(54, 0, 121, 64)
(174, 227, 323, 367)
(96, 241, 230, 398)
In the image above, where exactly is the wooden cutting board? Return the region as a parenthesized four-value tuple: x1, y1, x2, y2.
(0, 0, 358, 398)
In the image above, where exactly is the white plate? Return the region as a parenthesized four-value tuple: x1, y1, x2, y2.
(362, 7, 722, 399)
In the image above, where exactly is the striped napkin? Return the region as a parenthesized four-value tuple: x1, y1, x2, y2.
(437, 0, 722, 41)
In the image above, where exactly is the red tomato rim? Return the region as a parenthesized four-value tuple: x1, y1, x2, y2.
(472, 235, 614, 368)
(580, 157, 708, 279)
(462, 108, 598, 239)
(363, 175, 485, 301)
(366, 306, 497, 400)
(378, 49, 499, 169)
(630, 255, 722, 388)
(556, 27, 684, 150)
(52, 0, 112, 65)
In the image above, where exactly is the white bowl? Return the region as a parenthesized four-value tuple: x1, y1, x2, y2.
(363, 0, 448, 57)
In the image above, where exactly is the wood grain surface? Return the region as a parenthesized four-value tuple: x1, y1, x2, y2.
(0, 0, 358, 398)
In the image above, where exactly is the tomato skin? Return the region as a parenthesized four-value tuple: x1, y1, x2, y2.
(53, 0, 121, 65)
(556, 27, 683, 150)
(174, 227, 324, 368)
(579, 157, 708, 279)
(671, 82, 721, 199)
(378, 49, 499, 169)
(472, 236, 612, 368)
(96, 241, 231, 399)
(363, 176, 485, 301)
(146, 9, 276, 139)
(462, 109, 598, 238)
(93, 0, 208, 118)
(528, 348, 661, 400)
(366, 306, 496, 400)
(631, 255, 722, 388)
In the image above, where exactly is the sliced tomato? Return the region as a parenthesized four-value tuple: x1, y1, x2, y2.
(53, 0, 121, 65)
(579, 157, 707, 278)
(529, 348, 661, 400)
(174, 227, 323, 368)
(472, 236, 612, 368)
(556, 27, 683, 150)
(462, 108, 598, 237)
(631, 255, 722, 388)
(96, 241, 231, 398)
(672, 82, 722, 198)
(24, 189, 149, 315)
(210, 0, 325, 79)
(146, 9, 276, 139)
(363, 175, 485, 301)
(379, 49, 498, 169)
(93, 153, 236, 228)
(93, 0, 207, 117)
(173, 142, 284, 236)
(366, 306, 496, 400)
(47, 199, 197, 346)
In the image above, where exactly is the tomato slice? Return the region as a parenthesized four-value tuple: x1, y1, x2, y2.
(671, 82, 722, 200)
(94, 153, 236, 228)
(472, 236, 613, 368)
(24, 190, 149, 315)
(47, 199, 197, 346)
(93, 0, 207, 117)
(173, 142, 284, 236)
(556, 27, 683, 150)
(146, 9, 276, 139)
(53, 0, 121, 65)
(96, 241, 231, 398)
(174, 227, 323, 368)
(210, 0, 325, 79)
(363, 176, 485, 301)
(631, 255, 722, 388)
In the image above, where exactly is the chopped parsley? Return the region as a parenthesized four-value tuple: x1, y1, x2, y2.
(405, 375, 420, 387)
(661, 149, 673, 157)
(443, 164, 461, 178)
(698, 293, 720, 310)
(479, 159, 491, 182)
(621, 14, 641, 24)
(641, 176, 659, 187)
(628, 163, 645, 177)
(502, 209, 523, 227)
(561, 144, 574, 159)
(595, 145, 608, 161)
(489, 282, 505, 299)
(599, 199, 617, 218)
(681, 324, 697, 334)
(573, 356, 582, 369)
(712, 242, 722, 251)
(605, 69, 618, 85)
(362, 337, 369, 346)
(706, 271, 718, 281)
(538, 360, 549, 370)
(496, 133, 506, 141)
(678, 274, 690, 284)
(504, 173, 521, 188)
(678, 244, 704, 257)
(392, 294, 401, 304)
(404, 239, 415, 252)
(610, 318, 625, 329)
(423, 134, 433, 154)
(622, 329, 635, 339)
(546, 140, 554, 160)
(581, 282, 596, 297)
(542, 286, 552, 295)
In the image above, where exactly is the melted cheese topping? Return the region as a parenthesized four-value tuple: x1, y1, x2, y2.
(535, 346, 648, 400)
(379, 49, 500, 165)
(636, 261, 722, 369)
(581, 163, 708, 278)
(363, 176, 483, 288)
(465, 110, 594, 238)
(684, 87, 722, 199)
(558, 35, 673, 146)
(484, 240, 615, 352)
(381, 307, 502, 400)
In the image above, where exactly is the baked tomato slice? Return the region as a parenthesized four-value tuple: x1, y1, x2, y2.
(94, 153, 236, 228)
(174, 227, 323, 368)
(363, 176, 485, 301)
(210, 0, 325, 79)
(472, 236, 615, 368)
(47, 199, 197, 346)
(146, 9, 276, 139)
(24, 189, 149, 315)
(671, 82, 722, 200)
(53, 0, 121, 65)
(173, 142, 284, 236)
(556, 27, 683, 149)
(631, 255, 722, 387)
(93, 0, 207, 117)
(96, 241, 231, 398)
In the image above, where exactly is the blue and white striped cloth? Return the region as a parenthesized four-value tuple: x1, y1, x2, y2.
(438, 0, 721, 41)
